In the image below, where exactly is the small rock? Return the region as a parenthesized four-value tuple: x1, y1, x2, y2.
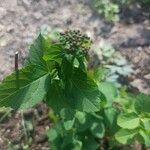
(6, 129, 11, 133)
(131, 79, 150, 94)
(0, 38, 7, 47)
(45, 126, 49, 130)
(0, 7, 7, 19)
(144, 74, 150, 80)
(137, 47, 142, 51)
(33, 12, 43, 20)
(24, 37, 33, 44)
(0, 0, 17, 8)
(22, 0, 31, 7)
(7, 26, 14, 33)
(0, 24, 5, 32)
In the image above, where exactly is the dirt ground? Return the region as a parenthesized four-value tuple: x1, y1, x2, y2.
(0, 0, 150, 149)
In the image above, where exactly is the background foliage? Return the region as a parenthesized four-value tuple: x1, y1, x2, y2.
(93, 0, 150, 22)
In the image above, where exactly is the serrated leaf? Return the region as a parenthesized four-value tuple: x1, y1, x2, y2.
(70, 68, 102, 112)
(117, 112, 140, 129)
(43, 44, 63, 63)
(47, 128, 58, 141)
(90, 122, 105, 138)
(82, 134, 99, 150)
(102, 44, 115, 58)
(47, 68, 102, 113)
(139, 130, 150, 147)
(114, 57, 127, 66)
(104, 107, 119, 135)
(115, 94, 136, 113)
(62, 135, 82, 150)
(122, 66, 133, 75)
(141, 118, 150, 131)
(98, 82, 117, 107)
(47, 124, 63, 150)
(60, 108, 75, 121)
(135, 94, 150, 113)
(62, 135, 74, 149)
(92, 67, 108, 82)
(73, 140, 82, 150)
(25, 34, 48, 69)
(63, 119, 75, 131)
(115, 129, 136, 144)
(75, 112, 91, 132)
(75, 111, 86, 124)
(46, 80, 70, 113)
(0, 66, 49, 109)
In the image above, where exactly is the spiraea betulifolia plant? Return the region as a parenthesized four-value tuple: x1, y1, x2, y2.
(0, 30, 150, 149)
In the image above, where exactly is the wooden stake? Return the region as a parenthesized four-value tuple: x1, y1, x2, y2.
(15, 51, 19, 89)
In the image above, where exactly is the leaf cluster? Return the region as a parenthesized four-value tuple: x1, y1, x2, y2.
(0, 30, 149, 149)
(92, 41, 133, 87)
(93, 0, 150, 22)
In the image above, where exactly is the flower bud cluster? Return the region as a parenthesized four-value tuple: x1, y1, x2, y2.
(59, 30, 92, 55)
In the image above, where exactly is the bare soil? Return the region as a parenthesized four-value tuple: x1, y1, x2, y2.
(0, 0, 149, 149)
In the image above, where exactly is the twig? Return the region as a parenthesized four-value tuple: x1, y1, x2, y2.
(15, 51, 20, 89)
(0, 109, 12, 123)
(20, 110, 29, 147)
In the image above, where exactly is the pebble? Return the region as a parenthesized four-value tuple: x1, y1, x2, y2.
(22, 0, 31, 6)
(144, 74, 150, 80)
(6, 129, 11, 133)
(6, 26, 14, 33)
(0, 24, 5, 32)
(137, 47, 142, 51)
(0, 7, 7, 19)
(33, 12, 43, 20)
(0, 38, 7, 47)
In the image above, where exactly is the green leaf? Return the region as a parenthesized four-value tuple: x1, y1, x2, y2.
(90, 122, 105, 138)
(72, 139, 82, 150)
(63, 119, 75, 131)
(75, 111, 86, 124)
(47, 68, 103, 113)
(61, 135, 75, 149)
(141, 118, 150, 131)
(70, 68, 102, 112)
(139, 130, 150, 147)
(104, 107, 119, 135)
(62, 135, 82, 150)
(98, 82, 117, 107)
(61, 55, 74, 81)
(46, 80, 69, 113)
(47, 128, 58, 141)
(60, 108, 75, 121)
(43, 44, 63, 63)
(92, 67, 108, 82)
(82, 134, 99, 150)
(75, 112, 91, 132)
(47, 124, 63, 150)
(135, 94, 150, 113)
(114, 94, 136, 113)
(115, 129, 136, 144)
(102, 44, 115, 58)
(0, 66, 49, 109)
(117, 112, 140, 129)
(25, 34, 48, 69)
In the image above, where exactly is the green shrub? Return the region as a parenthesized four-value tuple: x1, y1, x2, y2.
(0, 30, 149, 149)
(93, 0, 120, 22)
(92, 41, 133, 87)
(93, 0, 150, 22)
